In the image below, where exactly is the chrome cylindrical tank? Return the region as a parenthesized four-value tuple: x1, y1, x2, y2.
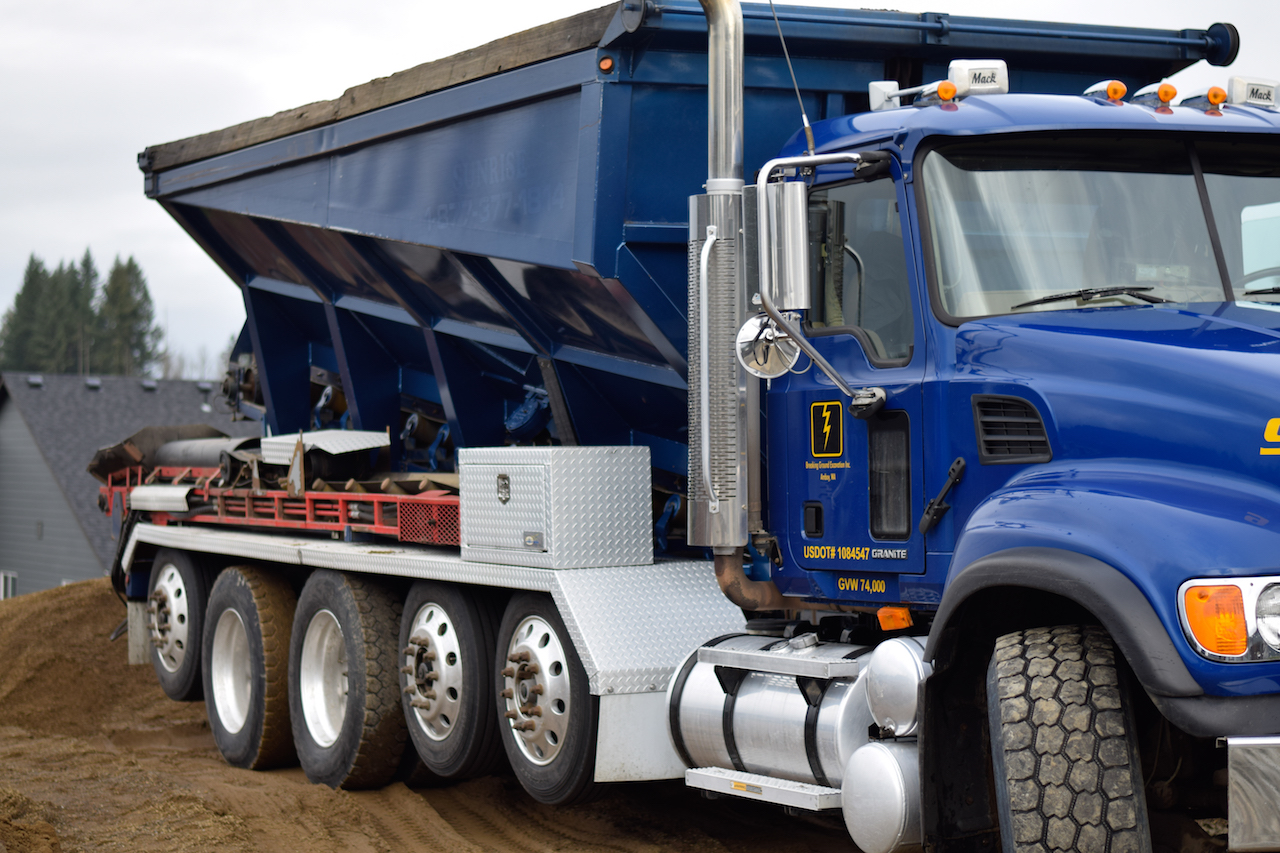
(666, 634, 873, 787)
(842, 740, 922, 853)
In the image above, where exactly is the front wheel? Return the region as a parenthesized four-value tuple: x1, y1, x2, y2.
(495, 593, 601, 805)
(987, 626, 1152, 853)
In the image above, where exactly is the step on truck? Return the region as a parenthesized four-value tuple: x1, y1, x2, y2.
(98, 2, 1280, 850)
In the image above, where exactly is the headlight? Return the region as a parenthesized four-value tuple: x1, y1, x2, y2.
(1256, 584, 1280, 650)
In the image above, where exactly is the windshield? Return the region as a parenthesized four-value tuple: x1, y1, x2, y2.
(920, 135, 1280, 320)
(1199, 139, 1280, 300)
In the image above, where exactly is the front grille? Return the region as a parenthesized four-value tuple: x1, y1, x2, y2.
(973, 395, 1051, 465)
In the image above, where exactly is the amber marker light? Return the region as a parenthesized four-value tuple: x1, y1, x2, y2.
(1184, 585, 1248, 656)
(877, 606, 914, 631)
(1208, 86, 1228, 106)
(1107, 80, 1127, 101)
(599, 56, 615, 74)
(1158, 82, 1178, 104)
(937, 80, 958, 101)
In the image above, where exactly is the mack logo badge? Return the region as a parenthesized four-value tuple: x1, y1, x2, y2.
(971, 71, 998, 85)
(810, 401, 844, 458)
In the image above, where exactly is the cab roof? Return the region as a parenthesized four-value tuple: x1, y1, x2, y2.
(802, 93, 1280, 175)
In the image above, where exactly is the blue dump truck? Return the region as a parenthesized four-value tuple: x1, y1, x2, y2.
(98, 2, 1280, 851)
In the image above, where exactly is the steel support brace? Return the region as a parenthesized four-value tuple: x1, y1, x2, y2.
(323, 303, 404, 462)
(243, 286, 312, 436)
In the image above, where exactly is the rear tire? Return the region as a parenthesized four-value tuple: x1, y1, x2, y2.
(987, 626, 1152, 853)
(147, 548, 208, 701)
(495, 592, 602, 805)
(288, 570, 407, 789)
(400, 581, 504, 780)
(202, 565, 297, 769)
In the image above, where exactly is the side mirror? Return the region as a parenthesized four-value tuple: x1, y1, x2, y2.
(759, 179, 811, 313)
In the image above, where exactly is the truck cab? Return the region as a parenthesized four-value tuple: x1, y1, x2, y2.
(750, 68, 1280, 852)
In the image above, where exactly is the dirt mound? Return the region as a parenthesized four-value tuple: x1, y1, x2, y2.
(0, 580, 849, 852)
(0, 579, 205, 736)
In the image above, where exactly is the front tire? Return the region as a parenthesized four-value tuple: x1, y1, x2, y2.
(987, 626, 1152, 853)
(495, 592, 601, 805)
(288, 570, 407, 789)
(400, 581, 504, 780)
(147, 548, 208, 701)
(202, 565, 297, 769)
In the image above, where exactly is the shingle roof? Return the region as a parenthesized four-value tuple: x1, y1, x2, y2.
(0, 373, 261, 570)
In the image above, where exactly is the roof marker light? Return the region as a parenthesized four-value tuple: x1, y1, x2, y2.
(1180, 86, 1229, 112)
(1131, 81, 1178, 108)
(937, 80, 957, 101)
(1084, 80, 1127, 102)
(1227, 76, 1278, 109)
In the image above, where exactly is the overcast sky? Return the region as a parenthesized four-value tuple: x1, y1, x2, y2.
(1, 0, 1274, 377)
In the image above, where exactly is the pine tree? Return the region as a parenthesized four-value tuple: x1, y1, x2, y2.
(96, 256, 162, 376)
(27, 252, 97, 374)
(0, 255, 49, 370)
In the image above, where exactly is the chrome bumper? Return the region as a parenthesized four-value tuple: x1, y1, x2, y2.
(1229, 736, 1280, 851)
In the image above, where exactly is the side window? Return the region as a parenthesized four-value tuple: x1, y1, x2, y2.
(809, 179, 913, 361)
(1242, 201, 1280, 290)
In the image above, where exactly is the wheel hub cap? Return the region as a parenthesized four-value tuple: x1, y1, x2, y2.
(210, 608, 251, 734)
(402, 602, 463, 742)
(148, 564, 190, 673)
(501, 615, 571, 765)
(299, 609, 347, 748)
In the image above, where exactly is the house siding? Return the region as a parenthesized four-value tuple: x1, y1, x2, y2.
(0, 402, 103, 595)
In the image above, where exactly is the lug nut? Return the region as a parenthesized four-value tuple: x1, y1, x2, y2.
(501, 666, 515, 678)
(520, 704, 542, 717)
(400, 665, 415, 675)
(409, 633, 431, 646)
(410, 698, 432, 709)
(504, 710, 518, 720)
(513, 721, 536, 732)
(501, 688, 513, 699)
(508, 651, 531, 663)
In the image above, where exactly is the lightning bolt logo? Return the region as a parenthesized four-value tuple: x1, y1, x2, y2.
(811, 401, 843, 458)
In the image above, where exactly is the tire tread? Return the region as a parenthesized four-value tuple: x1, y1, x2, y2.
(989, 625, 1151, 853)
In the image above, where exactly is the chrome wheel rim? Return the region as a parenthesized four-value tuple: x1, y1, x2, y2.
(299, 609, 347, 748)
(501, 615, 571, 766)
(210, 608, 252, 734)
(404, 601, 463, 742)
(148, 562, 190, 673)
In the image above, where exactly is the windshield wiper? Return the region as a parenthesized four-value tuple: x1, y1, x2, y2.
(1012, 286, 1170, 310)
(1242, 287, 1280, 296)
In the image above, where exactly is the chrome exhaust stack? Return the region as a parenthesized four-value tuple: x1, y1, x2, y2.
(687, 0, 753, 552)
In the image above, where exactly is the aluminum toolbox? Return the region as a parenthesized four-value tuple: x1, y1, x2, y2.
(458, 446, 652, 569)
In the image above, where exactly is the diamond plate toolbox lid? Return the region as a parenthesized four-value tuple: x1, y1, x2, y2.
(459, 446, 652, 569)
